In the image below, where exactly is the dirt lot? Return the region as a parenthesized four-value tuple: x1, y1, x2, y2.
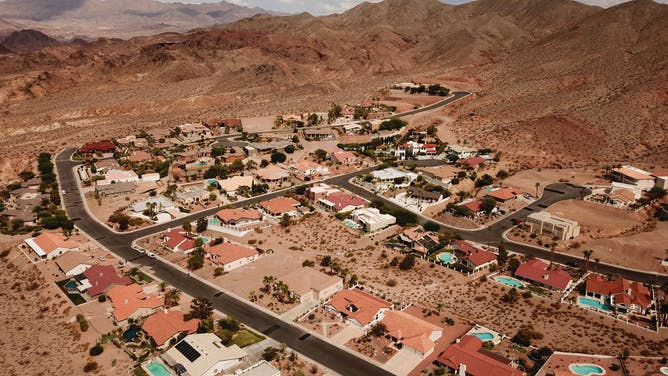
(0, 240, 134, 376)
(547, 199, 646, 237)
(503, 168, 605, 197)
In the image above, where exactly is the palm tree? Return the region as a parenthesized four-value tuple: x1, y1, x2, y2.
(159, 281, 167, 292)
(593, 258, 600, 273)
(549, 242, 558, 269)
(582, 249, 593, 272)
(436, 303, 444, 314)
(190, 296, 213, 320)
(164, 288, 181, 308)
(535, 182, 541, 198)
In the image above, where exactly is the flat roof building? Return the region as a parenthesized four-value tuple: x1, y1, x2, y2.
(349, 207, 396, 232)
(526, 211, 580, 240)
(161, 333, 247, 376)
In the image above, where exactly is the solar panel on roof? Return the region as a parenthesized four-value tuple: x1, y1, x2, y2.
(175, 340, 201, 363)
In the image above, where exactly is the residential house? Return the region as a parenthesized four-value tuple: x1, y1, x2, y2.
(452, 240, 497, 273)
(514, 259, 574, 292)
(131, 196, 174, 214)
(653, 170, 668, 190)
(206, 242, 259, 272)
(399, 227, 442, 256)
(80, 140, 116, 157)
(176, 123, 214, 143)
(331, 150, 357, 165)
(585, 275, 652, 314)
(116, 135, 148, 148)
(55, 252, 95, 276)
(318, 191, 366, 213)
(458, 200, 484, 216)
(381, 310, 443, 358)
(306, 183, 341, 201)
(107, 283, 163, 325)
(0, 209, 37, 224)
(175, 185, 210, 205)
(142, 310, 200, 348)
(255, 165, 290, 183)
(447, 145, 477, 159)
(82, 265, 132, 297)
(485, 187, 522, 202)
(349, 207, 396, 232)
(95, 182, 136, 198)
(161, 333, 247, 376)
(526, 211, 580, 240)
(215, 208, 263, 231)
(24, 231, 80, 260)
(407, 186, 443, 202)
(436, 335, 525, 376)
(288, 159, 329, 178)
(163, 229, 197, 253)
(217, 175, 255, 195)
(371, 167, 418, 185)
(217, 146, 246, 164)
(303, 128, 336, 141)
(278, 268, 343, 304)
(458, 156, 486, 169)
(127, 151, 153, 163)
(93, 158, 121, 174)
(96, 169, 140, 186)
(343, 123, 365, 134)
(259, 197, 301, 218)
(609, 166, 655, 191)
(325, 289, 392, 332)
(607, 188, 637, 207)
(236, 361, 280, 376)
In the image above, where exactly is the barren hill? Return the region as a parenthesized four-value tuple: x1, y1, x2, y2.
(0, 0, 274, 39)
(0, 0, 666, 169)
(1, 29, 59, 53)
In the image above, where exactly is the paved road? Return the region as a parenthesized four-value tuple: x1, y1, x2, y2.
(56, 150, 392, 376)
(330, 174, 668, 285)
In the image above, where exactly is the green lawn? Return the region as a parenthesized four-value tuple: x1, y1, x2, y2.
(232, 329, 265, 348)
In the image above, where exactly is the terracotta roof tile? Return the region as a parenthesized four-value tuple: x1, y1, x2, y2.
(142, 310, 199, 346)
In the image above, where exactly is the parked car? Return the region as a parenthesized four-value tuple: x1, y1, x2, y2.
(147, 252, 156, 259)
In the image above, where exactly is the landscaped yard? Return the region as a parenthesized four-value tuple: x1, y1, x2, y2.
(232, 329, 265, 348)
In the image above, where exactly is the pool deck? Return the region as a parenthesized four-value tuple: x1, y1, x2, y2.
(465, 324, 503, 345)
(535, 352, 619, 376)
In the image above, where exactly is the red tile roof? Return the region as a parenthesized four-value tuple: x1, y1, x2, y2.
(459, 248, 497, 267)
(83, 264, 132, 297)
(80, 140, 116, 153)
(459, 200, 483, 213)
(163, 229, 196, 252)
(142, 310, 199, 346)
(107, 283, 163, 322)
(381, 310, 442, 354)
(437, 336, 524, 376)
(322, 191, 366, 212)
(260, 197, 300, 215)
(31, 231, 79, 254)
(459, 157, 486, 168)
(328, 289, 392, 327)
(216, 208, 261, 223)
(207, 242, 258, 266)
(585, 275, 652, 308)
(514, 259, 573, 291)
(486, 187, 522, 201)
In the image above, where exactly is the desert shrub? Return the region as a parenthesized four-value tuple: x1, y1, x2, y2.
(98, 294, 107, 303)
(83, 362, 98, 372)
(89, 344, 103, 356)
(386, 279, 397, 287)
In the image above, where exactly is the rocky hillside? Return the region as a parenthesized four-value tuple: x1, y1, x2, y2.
(0, 0, 666, 167)
(0, 0, 273, 39)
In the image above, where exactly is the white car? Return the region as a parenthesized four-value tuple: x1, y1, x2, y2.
(147, 252, 156, 259)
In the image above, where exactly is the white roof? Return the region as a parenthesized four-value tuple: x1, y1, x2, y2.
(528, 211, 578, 226)
(162, 333, 247, 376)
(24, 238, 46, 257)
(371, 167, 416, 181)
(237, 361, 280, 376)
(351, 207, 396, 225)
(448, 144, 477, 153)
(131, 196, 174, 212)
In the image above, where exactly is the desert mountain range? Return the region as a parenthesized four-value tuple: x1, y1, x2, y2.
(0, 0, 273, 39)
(0, 0, 666, 172)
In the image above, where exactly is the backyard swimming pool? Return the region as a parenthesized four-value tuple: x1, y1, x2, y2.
(438, 252, 457, 264)
(471, 332, 494, 341)
(660, 367, 668, 375)
(495, 276, 525, 288)
(578, 296, 611, 312)
(146, 362, 172, 376)
(569, 363, 605, 376)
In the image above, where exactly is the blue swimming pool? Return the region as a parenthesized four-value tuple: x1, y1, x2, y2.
(471, 332, 494, 341)
(578, 296, 611, 312)
(438, 252, 456, 264)
(569, 364, 605, 376)
(660, 367, 668, 375)
(496, 276, 525, 288)
(146, 362, 172, 376)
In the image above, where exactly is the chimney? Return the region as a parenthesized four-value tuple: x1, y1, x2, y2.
(543, 274, 549, 280)
(627, 288, 632, 295)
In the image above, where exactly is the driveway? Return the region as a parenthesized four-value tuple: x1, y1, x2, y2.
(330, 325, 364, 346)
(385, 348, 424, 376)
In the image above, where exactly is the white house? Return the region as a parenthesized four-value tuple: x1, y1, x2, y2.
(161, 333, 247, 376)
(131, 196, 175, 213)
(349, 207, 396, 232)
(371, 167, 418, 184)
(206, 242, 259, 272)
(447, 144, 477, 159)
(609, 166, 656, 191)
(25, 231, 80, 260)
(97, 169, 140, 186)
(55, 252, 95, 276)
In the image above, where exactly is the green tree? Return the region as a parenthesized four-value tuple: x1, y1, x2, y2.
(189, 297, 214, 320)
(313, 149, 328, 162)
(369, 323, 387, 337)
(182, 221, 192, 233)
(118, 216, 130, 231)
(475, 174, 494, 188)
(327, 104, 342, 123)
(284, 145, 295, 154)
(196, 217, 208, 233)
(481, 197, 497, 215)
(187, 254, 204, 270)
(399, 254, 416, 270)
(271, 152, 286, 164)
